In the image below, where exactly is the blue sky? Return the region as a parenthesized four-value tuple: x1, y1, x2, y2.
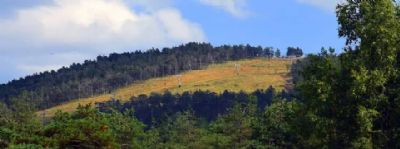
(0, 0, 343, 84)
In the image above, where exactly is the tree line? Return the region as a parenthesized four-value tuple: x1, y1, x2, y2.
(97, 86, 291, 126)
(0, 86, 298, 148)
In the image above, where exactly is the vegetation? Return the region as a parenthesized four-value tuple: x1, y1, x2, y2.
(98, 86, 285, 126)
(1, 87, 295, 149)
(1, 0, 400, 148)
(293, 0, 400, 147)
(38, 58, 293, 116)
(286, 47, 303, 57)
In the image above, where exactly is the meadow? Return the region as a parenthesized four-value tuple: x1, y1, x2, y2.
(38, 58, 293, 116)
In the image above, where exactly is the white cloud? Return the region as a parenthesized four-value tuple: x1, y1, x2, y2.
(0, 0, 206, 82)
(199, 0, 249, 18)
(297, 0, 344, 12)
(127, 0, 172, 11)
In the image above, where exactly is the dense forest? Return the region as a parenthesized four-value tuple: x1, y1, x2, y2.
(0, 43, 278, 110)
(1, 0, 400, 148)
(0, 94, 295, 148)
(97, 86, 291, 126)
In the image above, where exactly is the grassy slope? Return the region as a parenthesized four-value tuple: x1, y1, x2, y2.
(38, 58, 293, 116)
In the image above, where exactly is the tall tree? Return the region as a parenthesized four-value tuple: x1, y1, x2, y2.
(338, 0, 400, 147)
(297, 0, 400, 148)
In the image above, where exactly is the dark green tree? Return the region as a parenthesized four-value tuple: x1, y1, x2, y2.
(256, 99, 301, 148)
(208, 96, 258, 149)
(44, 105, 119, 148)
(296, 0, 400, 148)
(287, 47, 303, 57)
(157, 111, 208, 149)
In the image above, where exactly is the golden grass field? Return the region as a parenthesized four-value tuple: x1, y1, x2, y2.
(37, 58, 293, 117)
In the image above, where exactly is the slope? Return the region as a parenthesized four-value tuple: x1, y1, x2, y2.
(38, 58, 293, 116)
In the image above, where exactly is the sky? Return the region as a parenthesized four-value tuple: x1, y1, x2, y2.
(0, 0, 344, 84)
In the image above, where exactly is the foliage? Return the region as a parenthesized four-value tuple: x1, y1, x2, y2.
(43, 105, 118, 148)
(255, 99, 301, 148)
(286, 47, 303, 57)
(0, 86, 296, 148)
(293, 0, 400, 148)
(98, 86, 283, 126)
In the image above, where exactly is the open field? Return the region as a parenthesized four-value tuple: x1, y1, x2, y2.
(38, 58, 293, 117)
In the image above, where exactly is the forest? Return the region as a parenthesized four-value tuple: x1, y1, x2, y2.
(1, 0, 400, 148)
(97, 86, 289, 126)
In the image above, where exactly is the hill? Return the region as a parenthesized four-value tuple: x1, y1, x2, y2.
(0, 43, 275, 110)
(38, 58, 293, 116)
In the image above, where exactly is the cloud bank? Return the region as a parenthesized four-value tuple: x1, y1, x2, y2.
(0, 0, 206, 83)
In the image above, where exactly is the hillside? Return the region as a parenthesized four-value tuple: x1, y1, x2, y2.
(1, 43, 273, 110)
(38, 58, 293, 116)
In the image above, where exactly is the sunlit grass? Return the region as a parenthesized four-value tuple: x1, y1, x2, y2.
(37, 58, 293, 117)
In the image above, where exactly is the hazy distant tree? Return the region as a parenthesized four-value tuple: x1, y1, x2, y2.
(286, 47, 303, 57)
(275, 49, 281, 58)
(265, 47, 274, 58)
